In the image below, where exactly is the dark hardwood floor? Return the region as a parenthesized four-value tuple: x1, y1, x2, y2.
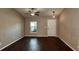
(2, 37, 73, 51)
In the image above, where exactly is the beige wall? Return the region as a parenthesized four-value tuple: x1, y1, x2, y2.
(25, 16, 56, 37)
(58, 8, 79, 50)
(0, 8, 24, 50)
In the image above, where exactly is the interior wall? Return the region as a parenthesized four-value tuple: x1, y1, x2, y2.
(25, 16, 57, 37)
(58, 8, 79, 50)
(0, 8, 24, 50)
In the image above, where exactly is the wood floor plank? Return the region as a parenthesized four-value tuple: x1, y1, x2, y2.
(2, 37, 73, 51)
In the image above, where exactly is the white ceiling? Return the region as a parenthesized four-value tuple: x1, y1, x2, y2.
(15, 8, 64, 17)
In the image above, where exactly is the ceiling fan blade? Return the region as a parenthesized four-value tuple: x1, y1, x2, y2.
(35, 11, 40, 13)
(28, 10, 32, 13)
(35, 13, 39, 16)
(31, 8, 35, 10)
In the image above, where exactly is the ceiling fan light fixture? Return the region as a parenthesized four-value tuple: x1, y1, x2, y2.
(52, 10, 56, 18)
(31, 13, 35, 16)
(53, 15, 55, 18)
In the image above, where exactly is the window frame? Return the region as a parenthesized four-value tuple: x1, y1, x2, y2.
(30, 21, 38, 33)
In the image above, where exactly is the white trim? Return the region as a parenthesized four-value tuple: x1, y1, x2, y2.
(0, 36, 24, 51)
(24, 35, 48, 37)
(24, 35, 58, 37)
(59, 37, 76, 51)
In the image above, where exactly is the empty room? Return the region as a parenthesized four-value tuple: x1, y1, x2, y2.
(0, 8, 79, 51)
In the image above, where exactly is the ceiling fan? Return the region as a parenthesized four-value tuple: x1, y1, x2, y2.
(25, 8, 40, 16)
(52, 10, 56, 18)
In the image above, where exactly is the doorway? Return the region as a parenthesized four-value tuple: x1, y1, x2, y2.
(47, 19, 56, 36)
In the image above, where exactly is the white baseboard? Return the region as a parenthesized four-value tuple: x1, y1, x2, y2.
(24, 35, 58, 37)
(24, 35, 48, 37)
(0, 36, 24, 51)
(59, 37, 76, 51)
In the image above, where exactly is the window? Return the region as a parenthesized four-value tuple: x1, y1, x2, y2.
(30, 21, 37, 32)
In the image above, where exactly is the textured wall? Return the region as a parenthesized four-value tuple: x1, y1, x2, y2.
(25, 16, 57, 37)
(0, 8, 24, 50)
(58, 8, 79, 50)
